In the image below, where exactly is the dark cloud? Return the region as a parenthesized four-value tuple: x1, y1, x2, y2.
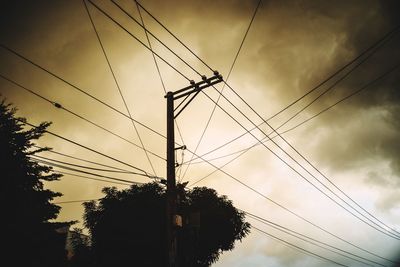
(232, 0, 400, 182)
(1, 1, 400, 265)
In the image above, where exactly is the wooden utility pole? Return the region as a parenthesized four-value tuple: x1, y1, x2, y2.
(166, 91, 178, 267)
(165, 72, 222, 267)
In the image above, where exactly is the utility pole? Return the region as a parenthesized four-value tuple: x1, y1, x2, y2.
(165, 72, 222, 267)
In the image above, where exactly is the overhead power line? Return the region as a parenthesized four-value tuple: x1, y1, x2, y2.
(135, 6, 400, 239)
(3, 0, 396, 260)
(203, 79, 400, 240)
(53, 198, 101, 205)
(135, 0, 399, 126)
(182, 25, 400, 167)
(185, 142, 394, 262)
(134, 0, 214, 72)
(34, 144, 141, 173)
(19, 118, 161, 180)
(188, 62, 400, 166)
(83, 0, 157, 176)
(0, 73, 166, 161)
(180, 0, 262, 181)
(245, 211, 388, 267)
(86, 0, 190, 81)
(134, 0, 186, 153)
(212, 44, 400, 239)
(1, 42, 252, 188)
(0, 44, 167, 141)
(55, 171, 133, 187)
(127, 2, 400, 240)
(278, 63, 400, 134)
(109, 0, 208, 80)
(270, 31, 399, 135)
(32, 157, 147, 184)
(105, 1, 399, 259)
(251, 225, 349, 267)
(32, 155, 134, 174)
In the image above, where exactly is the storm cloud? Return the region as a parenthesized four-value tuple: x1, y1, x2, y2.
(1, 1, 400, 266)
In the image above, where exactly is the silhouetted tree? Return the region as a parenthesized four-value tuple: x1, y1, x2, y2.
(0, 100, 70, 266)
(83, 182, 250, 267)
(68, 228, 95, 267)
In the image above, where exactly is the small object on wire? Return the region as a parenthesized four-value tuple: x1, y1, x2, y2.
(54, 102, 62, 109)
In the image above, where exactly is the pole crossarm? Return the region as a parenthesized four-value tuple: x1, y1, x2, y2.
(171, 72, 222, 100)
(166, 72, 223, 119)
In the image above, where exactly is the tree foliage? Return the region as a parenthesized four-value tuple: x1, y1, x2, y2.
(83, 182, 250, 266)
(0, 100, 69, 266)
(68, 228, 95, 267)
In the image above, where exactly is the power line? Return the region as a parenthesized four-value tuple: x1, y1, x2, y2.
(118, 0, 400, 258)
(254, 24, 400, 123)
(55, 171, 132, 187)
(271, 30, 399, 135)
(31, 155, 134, 174)
(1, 44, 251, 191)
(133, 6, 400, 228)
(180, 0, 262, 181)
(87, 0, 190, 82)
(245, 211, 388, 266)
(53, 198, 101, 205)
(185, 141, 394, 262)
(0, 44, 167, 141)
(134, 0, 214, 72)
(278, 63, 400, 135)
(32, 157, 146, 184)
(187, 62, 400, 166)
(83, 0, 157, 176)
(6, 0, 396, 260)
(134, 0, 186, 155)
(33, 145, 135, 172)
(215, 55, 400, 238)
(0, 73, 166, 161)
(251, 225, 349, 267)
(1, 45, 215, 185)
(110, 0, 207, 80)
(54, 198, 100, 204)
(131, 6, 400, 238)
(134, 0, 399, 127)
(181, 26, 400, 167)
(202, 81, 400, 240)
(134, 2, 167, 94)
(19, 119, 161, 180)
(164, 22, 400, 238)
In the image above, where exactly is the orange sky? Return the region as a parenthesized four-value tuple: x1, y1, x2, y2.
(1, 0, 400, 266)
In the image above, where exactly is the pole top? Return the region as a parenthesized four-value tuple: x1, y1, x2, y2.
(165, 91, 174, 98)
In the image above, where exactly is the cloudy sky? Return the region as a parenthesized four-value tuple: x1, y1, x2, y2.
(1, 0, 400, 266)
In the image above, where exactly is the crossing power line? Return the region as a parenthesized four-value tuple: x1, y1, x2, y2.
(84, 1, 399, 260)
(245, 210, 388, 267)
(19, 119, 161, 180)
(0, 44, 168, 140)
(33, 145, 139, 172)
(251, 225, 349, 267)
(83, 0, 158, 176)
(0, 73, 166, 161)
(2, 1, 396, 266)
(188, 62, 400, 166)
(180, 0, 263, 181)
(127, 1, 400, 240)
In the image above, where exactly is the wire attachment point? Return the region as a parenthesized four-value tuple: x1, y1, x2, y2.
(54, 102, 62, 109)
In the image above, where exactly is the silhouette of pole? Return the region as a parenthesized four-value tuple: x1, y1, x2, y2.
(164, 72, 222, 266)
(166, 91, 178, 267)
